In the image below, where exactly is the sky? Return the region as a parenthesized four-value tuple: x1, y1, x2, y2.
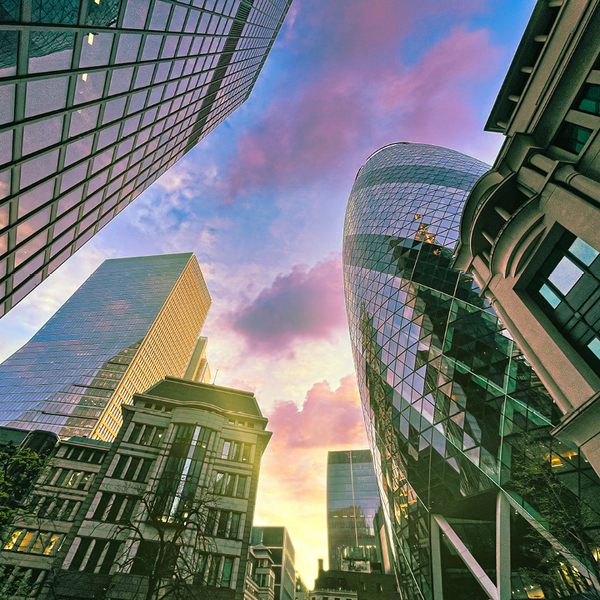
(0, 0, 536, 584)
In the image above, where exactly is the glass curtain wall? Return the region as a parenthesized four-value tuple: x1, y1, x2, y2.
(343, 143, 600, 599)
(0, 0, 292, 316)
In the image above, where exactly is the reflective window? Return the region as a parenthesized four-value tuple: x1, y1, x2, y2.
(25, 77, 69, 117)
(141, 35, 162, 61)
(22, 115, 63, 156)
(28, 31, 74, 73)
(115, 34, 142, 64)
(530, 230, 600, 368)
(97, 124, 120, 150)
(0, 31, 18, 78)
(20, 150, 59, 189)
(69, 105, 100, 137)
(548, 257, 583, 295)
(17, 180, 54, 217)
(576, 83, 600, 116)
(61, 163, 89, 193)
(122, 0, 150, 29)
(554, 122, 593, 154)
(150, 2, 171, 30)
(15, 231, 47, 267)
(65, 135, 94, 166)
(134, 64, 155, 89)
(80, 33, 114, 69)
(103, 97, 127, 123)
(31, 0, 78, 24)
(16, 207, 51, 245)
(0, 84, 15, 125)
(109, 67, 134, 96)
(0, 130, 12, 165)
(57, 187, 83, 216)
(74, 71, 106, 105)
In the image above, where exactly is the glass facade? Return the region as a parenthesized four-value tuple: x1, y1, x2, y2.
(327, 449, 381, 572)
(0, 252, 211, 440)
(0, 0, 292, 317)
(343, 143, 600, 599)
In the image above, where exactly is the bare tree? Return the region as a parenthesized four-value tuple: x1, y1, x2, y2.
(508, 429, 600, 599)
(47, 480, 228, 600)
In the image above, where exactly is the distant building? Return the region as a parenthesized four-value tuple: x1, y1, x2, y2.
(0, 377, 272, 600)
(0, 0, 293, 316)
(251, 527, 295, 600)
(294, 571, 309, 600)
(326, 450, 382, 573)
(454, 0, 600, 477)
(0, 253, 210, 440)
(309, 590, 357, 600)
(244, 543, 276, 600)
(311, 558, 399, 600)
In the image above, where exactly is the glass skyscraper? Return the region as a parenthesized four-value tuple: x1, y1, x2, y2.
(0, 0, 292, 317)
(327, 449, 382, 572)
(343, 143, 600, 599)
(0, 252, 211, 440)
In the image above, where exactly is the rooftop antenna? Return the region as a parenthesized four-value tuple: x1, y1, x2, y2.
(212, 369, 219, 385)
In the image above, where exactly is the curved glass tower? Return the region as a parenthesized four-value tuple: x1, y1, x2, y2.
(343, 144, 600, 599)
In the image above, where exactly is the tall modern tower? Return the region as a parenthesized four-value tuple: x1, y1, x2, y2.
(327, 449, 382, 572)
(0, 252, 210, 440)
(0, 0, 292, 317)
(343, 143, 600, 599)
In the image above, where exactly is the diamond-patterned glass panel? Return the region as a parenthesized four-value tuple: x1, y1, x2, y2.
(343, 143, 600, 598)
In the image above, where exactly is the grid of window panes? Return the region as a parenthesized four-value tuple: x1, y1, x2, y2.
(93, 254, 211, 440)
(343, 143, 600, 599)
(0, 0, 292, 317)
(0, 253, 210, 439)
(530, 231, 600, 368)
(327, 449, 381, 571)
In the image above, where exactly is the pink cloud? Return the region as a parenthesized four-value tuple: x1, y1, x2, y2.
(255, 375, 367, 506)
(217, 1, 499, 202)
(379, 26, 502, 146)
(230, 255, 346, 353)
(267, 374, 365, 450)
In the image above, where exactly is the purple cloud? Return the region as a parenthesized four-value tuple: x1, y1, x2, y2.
(215, 0, 499, 203)
(230, 255, 346, 353)
(266, 374, 365, 450)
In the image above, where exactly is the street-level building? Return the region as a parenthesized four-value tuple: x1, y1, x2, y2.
(243, 543, 276, 600)
(0, 0, 292, 316)
(0, 376, 272, 600)
(454, 0, 600, 477)
(251, 527, 295, 600)
(0, 252, 210, 440)
(311, 559, 398, 600)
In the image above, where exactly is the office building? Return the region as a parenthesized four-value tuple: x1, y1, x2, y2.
(0, 252, 211, 440)
(0, 0, 292, 317)
(454, 0, 600, 476)
(251, 527, 295, 600)
(343, 142, 600, 599)
(311, 558, 399, 600)
(326, 450, 382, 572)
(0, 376, 273, 600)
